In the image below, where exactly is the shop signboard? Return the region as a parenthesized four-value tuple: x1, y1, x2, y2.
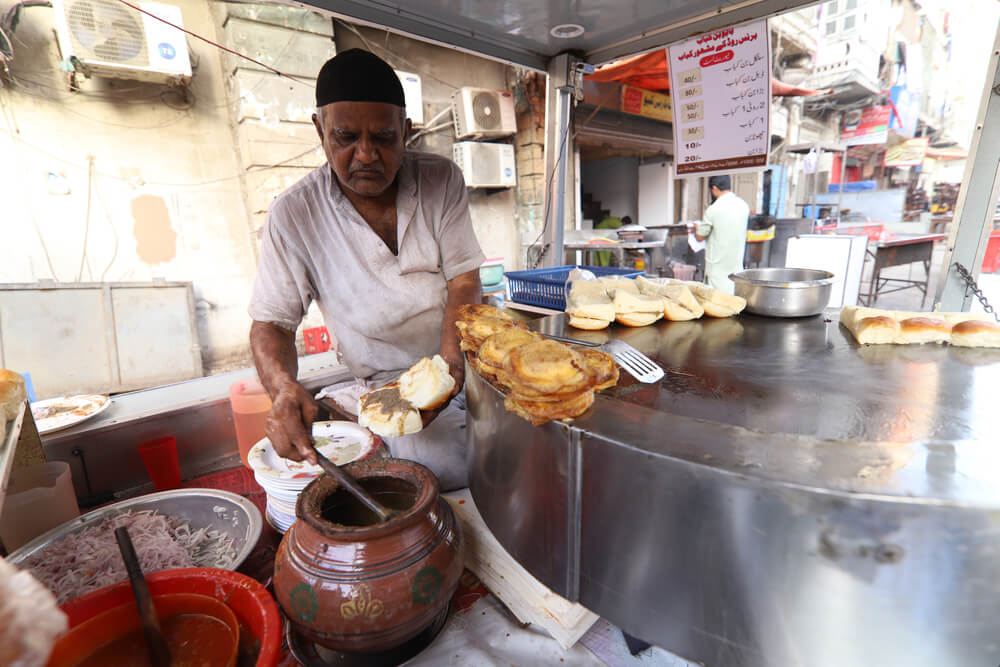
(841, 106, 891, 146)
(621, 84, 673, 122)
(667, 19, 771, 176)
(883, 136, 929, 167)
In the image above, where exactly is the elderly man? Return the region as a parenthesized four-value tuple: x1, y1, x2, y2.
(694, 174, 749, 294)
(249, 49, 484, 490)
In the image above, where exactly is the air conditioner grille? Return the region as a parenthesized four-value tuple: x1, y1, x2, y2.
(468, 143, 500, 184)
(472, 92, 501, 130)
(68, 0, 148, 65)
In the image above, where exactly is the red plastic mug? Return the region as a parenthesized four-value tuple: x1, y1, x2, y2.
(138, 436, 181, 491)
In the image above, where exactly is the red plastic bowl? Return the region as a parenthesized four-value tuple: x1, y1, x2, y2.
(49, 593, 239, 667)
(58, 568, 281, 667)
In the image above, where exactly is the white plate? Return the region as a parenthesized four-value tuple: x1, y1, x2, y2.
(31, 395, 111, 435)
(247, 421, 375, 482)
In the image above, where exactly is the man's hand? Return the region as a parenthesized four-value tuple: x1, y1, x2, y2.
(265, 381, 319, 464)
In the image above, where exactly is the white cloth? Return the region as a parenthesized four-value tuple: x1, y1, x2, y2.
(249, 151, 485, 383)
(695, 192, 749, 294)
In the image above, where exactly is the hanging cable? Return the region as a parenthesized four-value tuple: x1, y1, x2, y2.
(113, 0, 311, 86)
(76, 156, 94, 282)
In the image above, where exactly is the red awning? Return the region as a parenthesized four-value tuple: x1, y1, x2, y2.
(587, 50, 830, 97)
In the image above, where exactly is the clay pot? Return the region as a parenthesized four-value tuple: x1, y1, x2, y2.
(273, 458, 464, 653)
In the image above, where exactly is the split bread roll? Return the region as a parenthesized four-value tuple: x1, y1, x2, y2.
(841, 305, 997, 347)
(566, 281, 615, 330)
(854, 316, 901, 345)
(682, 282, 747, 318)
(635, 276, 704, 321)
(950, 319, 1000, 347)
(598, 276, 639, 298)
(613, 290, 664, 327)
(358, 382, 422, 438)
(398, 355, 456, 410)
(897, 317, 952, 345)
(0, 369, 27, 422)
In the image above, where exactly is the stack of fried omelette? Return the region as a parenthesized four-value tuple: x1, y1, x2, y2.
(456, 304, 618, 426)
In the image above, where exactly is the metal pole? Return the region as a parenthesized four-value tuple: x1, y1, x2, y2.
(542, 53, 575, 268)
(936, 28, 1000, 310)
(837, 148, 847, 225)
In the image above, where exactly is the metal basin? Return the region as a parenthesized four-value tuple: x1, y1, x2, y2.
(730, 267, 835, 317)
(7, 488, 262, 569)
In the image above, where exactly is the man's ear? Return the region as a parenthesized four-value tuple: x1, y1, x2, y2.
(403, 117, 413, 144)
(312, 112, 323, 140)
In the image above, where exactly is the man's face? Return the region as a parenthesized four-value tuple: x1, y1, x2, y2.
(313, 102, 411, 198)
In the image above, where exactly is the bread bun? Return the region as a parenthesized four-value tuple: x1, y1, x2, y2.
(684, 283, 746, 317)
(357, 382, 422, 438)
(950, 319, 1000, 348)
(615, 310, 663, 327)
(567, 315, 612, 330)
(0, 370, 27, 422)
(636, 276, 704, 320)
(854, 316, 900, 345)
(398, 355, 456, 410)
(897, 317, 951, 345)
(598, 276, 639, 297)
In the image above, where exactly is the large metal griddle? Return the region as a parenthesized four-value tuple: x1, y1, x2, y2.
(466, 311, 1000, 667)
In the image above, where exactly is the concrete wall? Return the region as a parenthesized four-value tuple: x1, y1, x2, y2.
(333, 21, 522, 270)
(1, 1, 527, 382)
(581, 157, 640, 222)
(0, 0, 258, 371)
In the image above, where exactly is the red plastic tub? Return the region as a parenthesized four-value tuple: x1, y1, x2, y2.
(58, 568, 281, 667)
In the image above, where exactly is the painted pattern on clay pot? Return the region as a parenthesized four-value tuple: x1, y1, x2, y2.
(273, 458, 464, 653)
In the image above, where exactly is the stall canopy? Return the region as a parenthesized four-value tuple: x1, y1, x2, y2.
(304, 0, 819, 69)
(586, 49, 830, 96)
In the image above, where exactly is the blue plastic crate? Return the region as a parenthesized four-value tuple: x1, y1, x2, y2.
(504, 265, 642, 310)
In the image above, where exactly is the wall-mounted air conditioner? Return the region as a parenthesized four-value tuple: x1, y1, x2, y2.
(52, 0, 192, 85)
(394, 70, 424, 126)
(451, 87, 516, 140)
(453, 141, 516, 188)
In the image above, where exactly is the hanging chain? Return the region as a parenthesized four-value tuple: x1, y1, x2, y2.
(953, 262, 1000, 322)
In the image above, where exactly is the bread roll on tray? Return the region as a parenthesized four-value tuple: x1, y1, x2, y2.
(950, 319, 1000, 348)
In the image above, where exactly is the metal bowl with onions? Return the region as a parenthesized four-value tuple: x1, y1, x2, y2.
(729, 268, 836, 317)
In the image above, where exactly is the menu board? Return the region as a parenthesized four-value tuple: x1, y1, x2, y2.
(667, 20, 771, 176)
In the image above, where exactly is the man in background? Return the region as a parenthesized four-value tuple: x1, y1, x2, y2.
(694, 175, 749, 294)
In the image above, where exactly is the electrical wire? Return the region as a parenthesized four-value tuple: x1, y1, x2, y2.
(113, 0, 311, 87)
(0, 92, 60, 280)
(339, 21, 463, 91)
(76, 156, 94, 282)
(526, 115, 572, 269)
(3, 129, 322, 188)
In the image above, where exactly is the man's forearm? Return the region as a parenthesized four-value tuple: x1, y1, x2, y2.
(250, 321, 301, 398)
(440, 270, 482, 374)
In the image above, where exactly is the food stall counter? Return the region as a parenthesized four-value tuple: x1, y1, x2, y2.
(467, 311, 1000, 667)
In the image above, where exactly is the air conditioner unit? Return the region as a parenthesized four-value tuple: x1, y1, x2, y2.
(52, 0, 192, 86)
(453, 141, 516, 188)
(394, 70, 424, 126)
(451, 87, 516, 139)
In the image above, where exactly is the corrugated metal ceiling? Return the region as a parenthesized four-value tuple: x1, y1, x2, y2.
(300, 0, 818, 70)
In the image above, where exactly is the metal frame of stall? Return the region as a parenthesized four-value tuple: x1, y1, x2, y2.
(937, 29, 1000, 313)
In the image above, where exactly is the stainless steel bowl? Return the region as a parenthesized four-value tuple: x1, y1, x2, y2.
(7, 488, 262, 568)
(729, 268, 836, 317)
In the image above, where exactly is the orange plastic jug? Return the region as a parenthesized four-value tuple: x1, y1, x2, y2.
(229, 376, 272, 468)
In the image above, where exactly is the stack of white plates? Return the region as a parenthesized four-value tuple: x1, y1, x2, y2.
(247, 421, 380, 534)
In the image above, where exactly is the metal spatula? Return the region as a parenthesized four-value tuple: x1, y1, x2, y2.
(542, 333, 665, 384)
